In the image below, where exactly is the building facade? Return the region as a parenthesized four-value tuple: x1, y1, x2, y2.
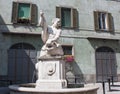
(0, 0, 120, 85)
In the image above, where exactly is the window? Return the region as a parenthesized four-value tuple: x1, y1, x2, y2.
(56, 7, 78, 28)
(62, 45, 73, 55)
(61, 8, 71, 27)
(12, 2, 37, 24)
(94, 11, 113, 31)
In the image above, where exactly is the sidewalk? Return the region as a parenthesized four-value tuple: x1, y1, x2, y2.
(97, 82, 120, 94)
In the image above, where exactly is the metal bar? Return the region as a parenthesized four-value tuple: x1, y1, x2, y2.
(111, 76, 114, 85)
(102, 82, 106, 94)
(108, 78, 111, 91)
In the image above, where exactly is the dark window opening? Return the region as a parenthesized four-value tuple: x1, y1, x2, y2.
(98, 13, 107, 30)
(61, 8, 71, 27)
(62, 46, 72, 55)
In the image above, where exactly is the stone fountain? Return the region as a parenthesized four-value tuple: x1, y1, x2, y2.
(9, 11, 99, 94)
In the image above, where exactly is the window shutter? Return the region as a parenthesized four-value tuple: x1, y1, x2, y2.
(107, 13, 113, 32)
(72, 8, 78, 28)
(94, 11, 99, 31)
(12, 2, 18, 23)
(56, 7, 61, 27)
(56, 7, 61, 19)
(31, 4, 37, 25)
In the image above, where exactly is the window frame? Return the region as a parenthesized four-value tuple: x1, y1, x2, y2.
(56, 6, 78, 29)
(12, 2, 37, 25)
(94, 11, 113, 32)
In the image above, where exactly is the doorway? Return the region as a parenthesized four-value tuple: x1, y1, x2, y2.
(8, 43, 37, 84)
(95, 46, 117, 82)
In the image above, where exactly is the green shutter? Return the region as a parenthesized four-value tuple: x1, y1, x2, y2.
(108, 13, 113, 32)
(56, 6, 61, 19)
(94, 11, 99, 31)
(72, 8, 78, 28)
(56, 6, 61, 27)
(12, 2, 18, 23)
(30, 4, 37, 25)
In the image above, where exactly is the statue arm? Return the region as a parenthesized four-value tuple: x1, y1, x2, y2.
(38, 11, 48, 32)
(38, 11, 49, 43)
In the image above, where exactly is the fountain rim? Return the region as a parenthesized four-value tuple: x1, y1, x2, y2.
(9, 83, 99, 93)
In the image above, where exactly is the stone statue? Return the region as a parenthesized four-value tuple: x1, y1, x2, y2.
(38, 11, 64, 58)
(35, 12, 66, 89)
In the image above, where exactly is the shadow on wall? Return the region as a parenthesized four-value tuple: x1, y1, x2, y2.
(8, 43, 37, 84)
(0, 15, 9, 32)
(66, 61, 85, 85)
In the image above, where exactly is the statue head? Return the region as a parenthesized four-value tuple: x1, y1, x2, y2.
(52, 18, 61, 28)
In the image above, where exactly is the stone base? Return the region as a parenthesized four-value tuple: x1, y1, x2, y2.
(36, 80, 67, 89)
(35, 57, 67, 89)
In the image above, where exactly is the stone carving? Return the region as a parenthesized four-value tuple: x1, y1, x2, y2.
(46, 63, 56, 76)
(38, 11, 64, 58)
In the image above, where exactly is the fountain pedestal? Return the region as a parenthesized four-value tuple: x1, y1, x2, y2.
(35, 56, 67, 89)
(9, 56, 99, 94)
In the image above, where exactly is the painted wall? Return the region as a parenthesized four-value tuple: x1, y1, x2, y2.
(0, 0, 120, 82)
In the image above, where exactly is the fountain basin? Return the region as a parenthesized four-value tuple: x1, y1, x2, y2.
(9, 83, 99, 94)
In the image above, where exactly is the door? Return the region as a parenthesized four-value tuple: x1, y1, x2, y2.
(96, 47, 117, 82)
(8, 43, 37, 84)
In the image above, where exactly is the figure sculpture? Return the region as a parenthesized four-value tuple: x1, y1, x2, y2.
(38, 11, 64, 58)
